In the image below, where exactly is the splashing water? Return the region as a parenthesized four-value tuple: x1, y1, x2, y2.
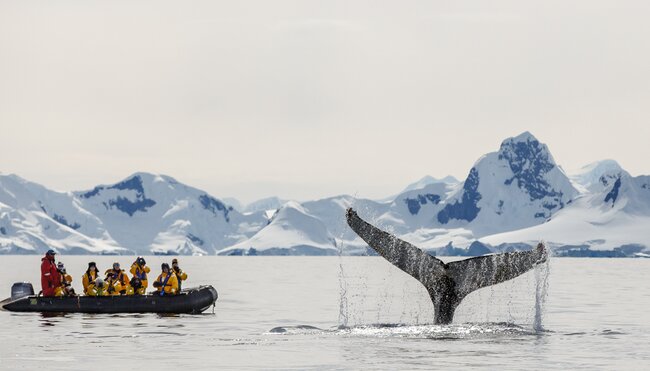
(338, 201, 551, 330)
(533, 248, 551, 332)
(337, 238, 349, 328)
(269, 322, 537, 340)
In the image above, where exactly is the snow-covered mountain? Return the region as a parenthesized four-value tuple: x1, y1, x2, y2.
(435, 131, 578, 235)
(0, 174, 124, 254)
(0, 173, 269, 255)
(376, 175, 459, 203)
(343, 133, 649, 256)
(482, 159, 650, 257)
(341, 132, 580, 250)
(2, 132, 649, 257)
(570, 160, 625, 193)
(401, 175, 459, 193)
(218, 201, 338, 256)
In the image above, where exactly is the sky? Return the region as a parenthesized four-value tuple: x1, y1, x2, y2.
(1, 1, 649, 204)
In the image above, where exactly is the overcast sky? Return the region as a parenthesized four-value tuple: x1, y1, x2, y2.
(1, 1, 649, 204)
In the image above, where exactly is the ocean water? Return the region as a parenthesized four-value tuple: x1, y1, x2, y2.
(0, 256, 648, 370)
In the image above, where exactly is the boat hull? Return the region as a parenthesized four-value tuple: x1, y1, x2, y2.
(0, 285, 218, 314)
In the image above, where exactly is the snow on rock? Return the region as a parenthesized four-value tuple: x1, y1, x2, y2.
(377, 175, 458, 203)
(478, 158, 650, 256)
(570, 159, 624, 193)
(436, 131, 578, 235)
(480, 197, 650, 255)
(377, 182, 457, 233)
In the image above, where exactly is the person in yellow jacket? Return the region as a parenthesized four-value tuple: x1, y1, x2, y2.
(54, 262, 76, 297)
(82, 262, 99, 296)
(153, 263, 179, 296)
(129, 257, 150, 295)
(126, 276, 144, 295)
(88, 277, 108, 296)
(171, 258, 188, 292)
(105, 262, 130, 296)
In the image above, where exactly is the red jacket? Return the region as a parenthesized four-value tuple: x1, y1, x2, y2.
(40, 255, 60, 296)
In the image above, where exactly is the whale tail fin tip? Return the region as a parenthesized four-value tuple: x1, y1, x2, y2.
(345, 208, 446, 282)
(447, 242, 548, 300)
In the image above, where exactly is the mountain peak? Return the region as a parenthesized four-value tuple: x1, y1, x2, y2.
(496, 133, 562, 200)
(401, 175, 459, 194)
(575, 160, 623, 177)
(497, 132, 556, 174)
(120, 172, 180, 186)
(570, 160, 626, 192)
(0, 173, 34, 187)
(436, 132, 577, 230)
(244, 196, 288, 213)
(507, 131, 538, 143)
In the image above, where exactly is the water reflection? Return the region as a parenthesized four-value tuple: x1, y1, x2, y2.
(156, 313, 181, 319)
(39, 312, 67, 327)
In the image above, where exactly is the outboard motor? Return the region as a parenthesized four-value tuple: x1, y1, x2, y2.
(11, 282, 34, 300)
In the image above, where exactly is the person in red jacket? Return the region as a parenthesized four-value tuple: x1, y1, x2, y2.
(40, 249, 60, 296)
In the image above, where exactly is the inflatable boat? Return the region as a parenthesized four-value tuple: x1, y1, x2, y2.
(0, 282, 218, 314)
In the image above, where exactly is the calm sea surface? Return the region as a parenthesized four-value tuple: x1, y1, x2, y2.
(0, 256, 648, 370)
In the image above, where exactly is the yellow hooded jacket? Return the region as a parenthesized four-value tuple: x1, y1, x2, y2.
(154, 272, 179, 295)
(105, 269, 130, 296)
(130, 263, 150, 291)
(54, 273, 73, 297)
(82, 270, 99, 296)
(173, 268, 188, 291)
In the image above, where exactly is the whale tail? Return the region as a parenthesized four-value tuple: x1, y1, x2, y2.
(345, 208, 547, 324)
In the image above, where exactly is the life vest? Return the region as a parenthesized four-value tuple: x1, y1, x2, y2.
(133, 266, 147, 280)
(60, 273, 72, 286)
(109, 270, 128, 285)
(83, 270, 98, 295)
(158, 273, 172, 296)
(86, 271, 97, 284)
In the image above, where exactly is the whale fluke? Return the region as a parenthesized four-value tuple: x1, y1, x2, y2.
(346, 208, 547, 324)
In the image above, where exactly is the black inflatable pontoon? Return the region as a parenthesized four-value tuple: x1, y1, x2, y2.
(0, 282, 218, 314)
